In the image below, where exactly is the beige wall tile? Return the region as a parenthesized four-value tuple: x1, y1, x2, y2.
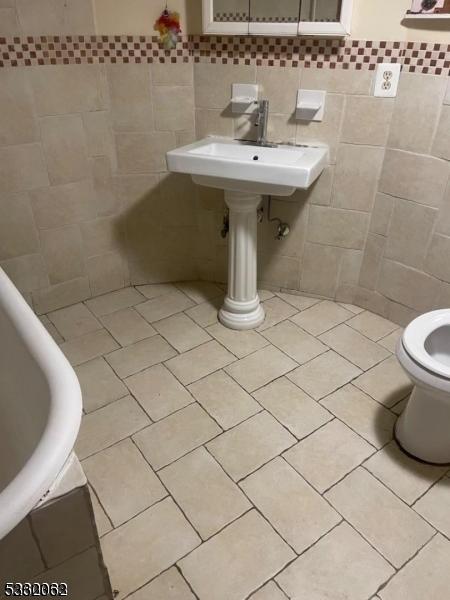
(29, 64, 107, 116)
(31, 488, 95, 567)
(40, 114, 89, 185)
(378, 259, 441, 311)
(0, 7, 20, 35)
(0, 191, 39, 260)
(153, 85, 195, 131)
(339, 249, 363, 286)
(0, 519, 44, 580)
(425, 233, 450, 283)
(1, 253, 48, 294)
(379, 149, 449, 208)
(388, 73, 447, 154)
(333, 144, 385, 211)
(16, 0, 96, 34)
(300, 68, 374, 95)
(0, 143, 49, 193)
(256, 66, 300, 114)
(30, 179, 96, 229)
(195, 108, 234, 138)
(80, 216, 122, 258)
(370, 193, 394, 236)
(101, 498, 200, 599)
(435, 179, 450, 236)
(308, 205, 369, 249)
(266, 113, 297, 145)
(87, 251, 127, 296)
(385, 198, 437, 269)
(431, 104, 450, 161)
(295, 164, 334, 206)
(40, 225, 85, 285)
(116, 131, 176, 173)
(92, 156, 121, 218)
(258, 254, 301, 290)
(152, 61, 194, 86)
(261, 197, 308, 259)
(300, 242, 343, 297)
(0, 68, 38, 145)
(359, 233, 386, 290)
(297, 94, 345, 163)
(35, 547, 105, 600)
(341, 96, 394, 146)
(106, 63, 153, 131)
(194, 62, 256, 109)
(32, 276, 91, 314)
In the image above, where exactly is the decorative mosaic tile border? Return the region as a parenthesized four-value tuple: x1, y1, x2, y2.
(0, 35, 190, 67)
(0, 34, 448, 76)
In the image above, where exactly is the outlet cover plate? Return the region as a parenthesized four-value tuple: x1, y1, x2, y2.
(374, 62, 401, 98)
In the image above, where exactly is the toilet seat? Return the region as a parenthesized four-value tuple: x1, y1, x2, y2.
(403, 309, 450, 379)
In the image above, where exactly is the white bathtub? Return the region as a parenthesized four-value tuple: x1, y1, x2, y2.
(0, 268, 82, 540)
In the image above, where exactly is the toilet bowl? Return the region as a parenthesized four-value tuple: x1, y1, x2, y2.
(396, 309, 450, 464)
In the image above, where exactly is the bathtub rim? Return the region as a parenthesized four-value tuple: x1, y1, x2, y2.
(0, 268, 82, 540)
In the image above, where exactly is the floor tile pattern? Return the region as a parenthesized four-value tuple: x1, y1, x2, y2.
(47, 283, 450, 599)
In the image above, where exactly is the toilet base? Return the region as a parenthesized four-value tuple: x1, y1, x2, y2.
(395, 385, 450, 465)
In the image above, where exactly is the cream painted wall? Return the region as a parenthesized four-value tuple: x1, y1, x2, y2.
(93, 0, 450, 42)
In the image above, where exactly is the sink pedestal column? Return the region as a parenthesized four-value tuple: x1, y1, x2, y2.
(219, 191, 265, 330)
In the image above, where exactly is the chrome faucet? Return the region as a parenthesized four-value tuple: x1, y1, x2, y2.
(255, 99, 270, 146)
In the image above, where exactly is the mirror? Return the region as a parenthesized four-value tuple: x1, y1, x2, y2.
(213, 0, 249, 22)
(300, 0, 342, 22)
(249, 0, 301, 23)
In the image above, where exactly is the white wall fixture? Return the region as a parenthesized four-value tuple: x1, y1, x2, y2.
(373, 62, 401, 98)
(296, 89, 326, 121)
(167, 137, 329, 329)
(231, 83, 259, 114)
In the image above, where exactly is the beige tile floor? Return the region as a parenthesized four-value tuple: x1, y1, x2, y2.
(42, 282, 450, 600)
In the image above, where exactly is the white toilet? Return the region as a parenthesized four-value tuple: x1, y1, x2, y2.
(396, 309, 450, 464)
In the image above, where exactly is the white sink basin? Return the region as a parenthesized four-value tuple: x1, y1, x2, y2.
(166, 136, 329, 331)
(166, 137, 329, 196)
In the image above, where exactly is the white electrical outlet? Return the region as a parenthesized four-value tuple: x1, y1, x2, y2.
(373, 62, 401, 98)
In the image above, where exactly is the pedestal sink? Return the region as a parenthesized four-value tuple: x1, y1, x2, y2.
(166, 137, 329, 330)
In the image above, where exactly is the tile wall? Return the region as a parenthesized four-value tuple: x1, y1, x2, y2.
(0, 0, 449, 323)
(0, 486, 112, 600)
